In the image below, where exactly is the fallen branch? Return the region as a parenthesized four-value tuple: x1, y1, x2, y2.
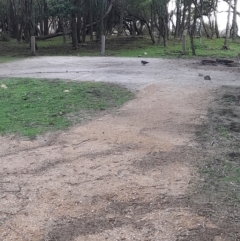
(36, 31, 71, 41)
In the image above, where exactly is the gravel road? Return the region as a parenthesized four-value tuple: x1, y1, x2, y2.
(0, 56, 239, 90)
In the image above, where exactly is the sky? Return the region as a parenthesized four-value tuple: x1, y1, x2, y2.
(217, 0, 240, 34)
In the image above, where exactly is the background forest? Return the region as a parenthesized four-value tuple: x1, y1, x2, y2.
(0, 0, 239, 56)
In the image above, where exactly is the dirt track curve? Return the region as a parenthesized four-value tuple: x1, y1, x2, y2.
(0, 57, 239, 241)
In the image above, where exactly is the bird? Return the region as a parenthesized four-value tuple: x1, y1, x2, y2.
(204, 75, 211, 80)
(141, 60, 149, 66)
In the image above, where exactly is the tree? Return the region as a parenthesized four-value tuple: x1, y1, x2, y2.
(117, 0, 125, 36)
(188, 0, 198, 56)
(152, 0, 170, 47)
(213, 0, 220, 38)
(3, 0, 235, 55)
(47, 0, 78, 48)
(223, 0, 232, 49)
(232, 0, 238, 42)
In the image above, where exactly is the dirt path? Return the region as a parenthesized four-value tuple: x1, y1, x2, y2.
(0, 57, 239, 241)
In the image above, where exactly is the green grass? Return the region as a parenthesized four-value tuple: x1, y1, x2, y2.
(201, 159, 240, 182)
(222, 166, 240, 184)
(0, 35, 240, 60)
(218, 126, 230, 138)
(193, 87, 240, 222)
(0, 56, 21, 64)
(117, 36, 238, 58)
(0, 78, 134, 137)
(198, 158, 240, 212)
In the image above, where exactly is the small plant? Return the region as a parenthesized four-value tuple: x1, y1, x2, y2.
(218, 126, 230, 138)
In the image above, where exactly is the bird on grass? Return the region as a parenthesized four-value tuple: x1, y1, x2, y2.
(141, 60, 149, 66)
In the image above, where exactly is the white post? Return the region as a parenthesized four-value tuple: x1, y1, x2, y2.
(31, 36, 36, 55)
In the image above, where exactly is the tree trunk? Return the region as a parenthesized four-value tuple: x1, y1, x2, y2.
(44, 0, 48, 35)
(232, 0, 238, 42)
(39, 21, 43, 35)
(9, 1, 18, 38)
(199, 0, 203, 42)
(208, 17, 214, 39)
(71, 13, 78, 49)
(6, 0, 10, 35)
(17, 20, 23, 42)
(150, 4, 154, 37)
(132, 19, 136, 37)
(158, 30, 162, 44)
(164, 4, 169, 40)
(188, 0, 197, 56)
(180, 0, 187, 38)
(213, 0, 220, 38)
(202, 20, 210, 38)
(2, 17, 6, 32)
(223, 0, 232, 48)
(77, 1, 82, 43)
(118, 0, 125, 36)
(59, 17, 66, 44)
(89, 0, 93, 41)
(175, 0, 181, 38)
(82, 9, 87, 42)
(146, 21, 156, 44)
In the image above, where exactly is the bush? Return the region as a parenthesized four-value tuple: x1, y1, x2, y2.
(0, 32, 11, 42)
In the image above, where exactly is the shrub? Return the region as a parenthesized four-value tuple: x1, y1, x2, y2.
(0, 32, 11, 42)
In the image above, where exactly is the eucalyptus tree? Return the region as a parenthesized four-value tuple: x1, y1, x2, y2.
(174, 0, 182, 38)
(0, 0, 7, 32)
(187, 0, 198, 55)
(223, 0, 232, 48)
(213, 0, 220, 38)
(10, 0, 39, 41)
(116, 0, 125, 35)
(152, 0, 170, 46)
(198, 0, 215, 39)
(47, 0, 82, 48)
(126, 0, 167, 44)
(232, 0, 238, 42)
(0, 0, 47, 41)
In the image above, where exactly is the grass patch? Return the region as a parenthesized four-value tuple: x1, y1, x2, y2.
(0, 56, 21, 64)
(200, 159, 240, 185)
(0, 36, 239, 60)
(218, 126, 230, 138)
(0, 78, 134, 137)
(193, 86, 240, 226)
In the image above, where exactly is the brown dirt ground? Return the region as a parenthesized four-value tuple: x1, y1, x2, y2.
(0, 64, 239, 240)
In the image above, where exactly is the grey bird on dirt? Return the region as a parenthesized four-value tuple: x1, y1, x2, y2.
(141, 60, 149, 66)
